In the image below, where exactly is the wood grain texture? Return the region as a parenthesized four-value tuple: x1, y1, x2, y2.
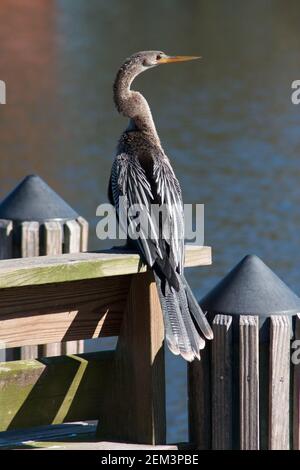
(269, 316, 290, 450)
(188, 345, 211, 449)
(97, 271, 166, 445)
(61, 217, 83, 379)
(0, 422, 97, 448)
(32, 442, 179, 450)
(61, 341, 84, 355)
(0, 275, 131, 347)
(20, 221, 40, 359)
(0, 219, 13, 260)
(293, 315, 300, 450)
(0, 352, 114, 431)
(41, 221, 63, 256)
(63, 220, 81, 254)
(259, 340, 269, 450)
(65, 218, 87, 353)
(39, 343, 61, 358)
(212, 314, 233, 449)
(239, 316, 259, 450)
(0, 245, 212, 289)
(40, 221, 63, 357)
(21, 221, 39, 257)
(1, 419, 180, 449)
(77, 216, 89, 252)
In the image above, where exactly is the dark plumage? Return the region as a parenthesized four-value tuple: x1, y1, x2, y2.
(109, 51, 213, 361)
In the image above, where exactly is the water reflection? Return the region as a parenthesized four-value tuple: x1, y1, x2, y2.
(1, 0, 300, 443)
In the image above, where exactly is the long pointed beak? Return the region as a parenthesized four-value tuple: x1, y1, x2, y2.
(157, 55, 201, 64)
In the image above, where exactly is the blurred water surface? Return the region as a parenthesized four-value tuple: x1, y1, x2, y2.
(1, 0, 300, 443)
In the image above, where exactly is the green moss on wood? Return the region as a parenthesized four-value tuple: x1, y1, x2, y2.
(0, 246, 211, 289)
(0, 255, 146, 289)
(0, 351, 114, 432)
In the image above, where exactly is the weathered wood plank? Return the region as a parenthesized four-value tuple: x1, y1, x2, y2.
(0, 422, 181, 450)
(20, 346, 38, 360)
(21, 221, 39, 257)
(41, 221, 63, 256)
(61, 341, 84, 355)
(0, 422, 97, 448)
(20, 221, 40, 359)
(211, 314, 233, 449)
(0, 219, 13, 260)
(97, 271, 166, 445)
(0, 245, 212, 289)
(0, 275, 131, 348)
(0, 352, 114, 431)
(269, 316, 290, 450)
(62, 219, 83, 355)
(239, 316, 259, 450)
(259, 340, 269, 450)
(293, 315, 300, 449)
(64, 220, 81, 254)
(40, 221, 64, 357)
(188, 343, 211, 449)
(39, 343, 61, 358)
(33, 442, 180, 450)
(77, 216, 89, 252)
(0, 220, 14, 360)
(0, 220, 14, 370)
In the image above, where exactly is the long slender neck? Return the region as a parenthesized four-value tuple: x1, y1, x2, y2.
(113, 66, 160, 143)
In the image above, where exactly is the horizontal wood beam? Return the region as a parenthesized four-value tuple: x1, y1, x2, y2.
(0, 245, 211, 289)
(25, 441, 182, 450)
(0, 246, 212, 348)
(0, 421, 186, 449)
(0, 275, 130, 347)
(0, 422, 97, 448)
(0, 422, 189, 451)
(0, 352, 114, 432)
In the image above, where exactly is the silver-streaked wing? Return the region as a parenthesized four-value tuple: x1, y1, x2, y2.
(111, 152, 184, 272)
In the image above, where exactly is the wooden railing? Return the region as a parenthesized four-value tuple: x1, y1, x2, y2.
(0, 245, 212, 446)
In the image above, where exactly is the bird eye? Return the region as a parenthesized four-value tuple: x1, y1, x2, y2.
(156, 55, 162, 61)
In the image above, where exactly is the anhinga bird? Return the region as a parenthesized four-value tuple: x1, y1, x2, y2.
(109, 51, 213, 361)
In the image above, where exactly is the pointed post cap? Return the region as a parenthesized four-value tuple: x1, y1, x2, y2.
(200, 254, 300, 318)
(0, 175, 78, 222)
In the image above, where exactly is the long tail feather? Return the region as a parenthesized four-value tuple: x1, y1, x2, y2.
(154, 271, 212, 361)
(181, 275, 213, 340)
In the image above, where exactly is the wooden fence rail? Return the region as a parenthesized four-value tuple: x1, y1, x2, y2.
(1, 244, 297, 450)
(0, 245, 212, 446)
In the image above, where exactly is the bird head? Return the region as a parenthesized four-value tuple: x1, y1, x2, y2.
(126, 51, 201, 71)
(114, 51, 201, 118)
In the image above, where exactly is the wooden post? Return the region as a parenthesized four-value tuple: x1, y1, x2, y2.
(41, 221, 63, 256)
(239, 315, 259, 450)
(0, 214, 88, 361)
(0, 175, 92, 364)
(64, 220, 81, 253)
(0, 175, 90, 361)
(269, 316, 290, 450)
(39, 222, 63, 357)
(188, 342, 211, 449)
(63, 220, 84, 355)
(0, 220, 13, 360)
(21, 221, 39, 258)
(20, 222, 40, 359)
(77, 216, 89, 252)
(0, 219, 13, 259)
(211, 314, 233, 449)
(97, 271, 166, 444)
(293, 314, 300, 450)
